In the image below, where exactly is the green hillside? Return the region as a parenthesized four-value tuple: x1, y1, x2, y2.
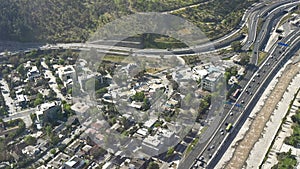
(0, 0, 257, 43)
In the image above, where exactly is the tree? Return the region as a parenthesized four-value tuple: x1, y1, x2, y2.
(95, 88, 108, 98)
(45, 125, 52, 138)
(16, 64, 25, 76)
(231, 41, 242, 52)
(147, 162, 159, 169)
(131, 92, 145, 102)
(90, 147, 107, 159)
(24, 136, 37, 145)
(166, 147, 175, 157)
(142, 98, 150, 110)
(50, 148, 56, 154)
(240, 53, 250, 65)
(34, 98, 43, 107)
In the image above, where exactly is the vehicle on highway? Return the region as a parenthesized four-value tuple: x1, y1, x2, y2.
(226, 123, 233, 132)
(232, 89, 241, 99)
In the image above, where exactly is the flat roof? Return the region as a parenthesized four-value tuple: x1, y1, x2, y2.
(144, 118, 157, 128)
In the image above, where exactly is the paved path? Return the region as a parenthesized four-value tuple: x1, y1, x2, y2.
(42, 61, 66, 101)
(3, 108, 36, 127)
(0, 78, 15, 113)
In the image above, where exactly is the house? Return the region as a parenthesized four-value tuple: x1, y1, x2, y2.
(143, 118, 157, 129)
(27, 66, 40, 80)
(65, 139, 82, 155)
(16, 94, 28, 108)
(141, 128, 176, 155)
(35, 101, 62, 128)
(77, 67, 103, 92)
(71, 102, 89, 115)
(48, 152, 70, 169)
(22, 145, 40, 157)
(57, 65, 76, 88)
(136, 128, 148, 137)
(61, 155, 85, 169)
(201, 71, 222, 92)
(120, 158, 149, 169)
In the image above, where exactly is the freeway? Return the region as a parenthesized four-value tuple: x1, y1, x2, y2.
(242, 0, 299, 51)
(39, 1, 296, 59)
(183, 29, 300, 169)
(251, 1, 300, 64)
(0, 1, 298, 168)
(0, 1, 292, 58)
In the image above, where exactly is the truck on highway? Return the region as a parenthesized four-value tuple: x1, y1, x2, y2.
(226, 123, 233, 132)
(232, 89, 241, 99)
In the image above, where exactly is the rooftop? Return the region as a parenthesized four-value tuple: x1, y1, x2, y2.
(71, 102, 89, 114)
(205, 72, 222, 82)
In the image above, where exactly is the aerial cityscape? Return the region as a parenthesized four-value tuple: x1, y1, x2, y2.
(0, 0, 300, 169)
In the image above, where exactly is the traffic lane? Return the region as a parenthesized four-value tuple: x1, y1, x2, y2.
(180, 107, 233, 169)
(202, 43, 290, 168)
(244, 0, 291, 50)
(205, 30, 300, 168)
(199, 115, 238, 168)
(207, 41, 300, 169)
(252, 3, 296, 63)
(186, 30, 299, 169)
(192, 61, 276, 168)
(206, 31, 299, 168)
(206, 46, 282, 159)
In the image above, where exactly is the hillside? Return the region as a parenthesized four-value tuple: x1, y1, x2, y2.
(0, 0, 257, 43)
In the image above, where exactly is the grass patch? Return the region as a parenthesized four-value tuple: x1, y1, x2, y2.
(143, 34, 187, 49)
(278, 13, 292, 27)
(102, 55, 130, 63)
(219, 48, 232, 55)
(185, 137, 200, 155)
(258, 51, 268, 65)
(172, 0, 257, 40)
(146, 68, 165, 74)
(240, 24, 248, 35)
(257, 18, 264, 36)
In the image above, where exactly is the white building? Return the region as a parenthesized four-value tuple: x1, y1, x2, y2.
(57, 65, 76, 88)
(77, 67, 103, 92)
(35, 101, 62, 129)
(142, 128, 176, 155)
(201, 71, 222, 92)
(27, 66, 40, 80)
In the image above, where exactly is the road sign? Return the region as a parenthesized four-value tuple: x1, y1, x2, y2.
(278, 42, 289, 47)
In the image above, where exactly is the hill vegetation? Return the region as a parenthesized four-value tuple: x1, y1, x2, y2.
(0, 0, 257, 43)
(173, 0, 258, 39)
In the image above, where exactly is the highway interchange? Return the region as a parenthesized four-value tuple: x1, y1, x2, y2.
(37, 1, 299, 167)
(1, 0, 300, 169)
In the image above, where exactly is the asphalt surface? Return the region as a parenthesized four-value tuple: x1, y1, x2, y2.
(177, 1, 300, 168)
(0, 1, 299, 168)
(243, 0, 299, 52)
(251, 1, 300, 64)
(187, 30, 300, 169)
